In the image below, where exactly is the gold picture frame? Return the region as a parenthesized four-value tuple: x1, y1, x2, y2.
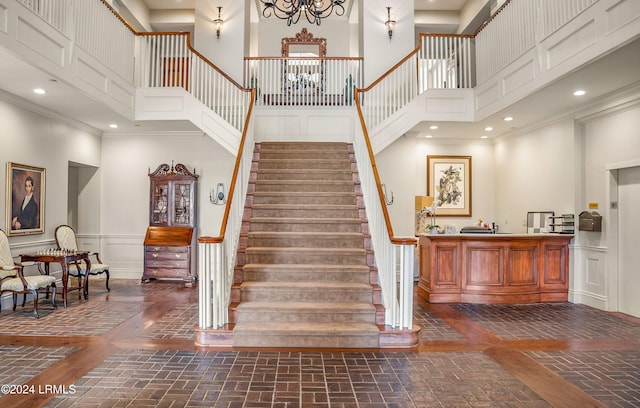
(427, 155, 472, 217)
(6, 162, 46, 236)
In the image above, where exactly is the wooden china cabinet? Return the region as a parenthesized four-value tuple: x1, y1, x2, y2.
(142, 162, 198, 287)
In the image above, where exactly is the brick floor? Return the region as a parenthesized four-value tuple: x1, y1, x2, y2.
(0, 279, 638, 407)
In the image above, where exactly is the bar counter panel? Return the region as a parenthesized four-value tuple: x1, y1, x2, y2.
(418, 234, 573, 304)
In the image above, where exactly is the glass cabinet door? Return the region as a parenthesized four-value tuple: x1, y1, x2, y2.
(173, 182, 192, 225)
(151, 183, 169, 225)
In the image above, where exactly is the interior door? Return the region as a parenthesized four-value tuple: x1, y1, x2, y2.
(618, 166, 640, 317)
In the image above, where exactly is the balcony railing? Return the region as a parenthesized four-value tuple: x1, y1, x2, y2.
(244, 57, 363, 107)
(137, 33, 250, 132)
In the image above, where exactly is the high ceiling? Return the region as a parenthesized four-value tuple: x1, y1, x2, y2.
(1, 1, 638, 143)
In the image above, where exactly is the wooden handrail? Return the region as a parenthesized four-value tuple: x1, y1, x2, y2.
(99, 0, 138, 33)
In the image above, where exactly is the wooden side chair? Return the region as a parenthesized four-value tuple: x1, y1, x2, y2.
(54, 225, 110, 291)
(0, 229, 56, 318)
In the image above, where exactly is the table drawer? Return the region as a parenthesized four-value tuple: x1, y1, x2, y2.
(145, 245, 189, 253)
(145, 251, 189, 262)
(145, 258, 189, 268)
(144, 267, 189, 279)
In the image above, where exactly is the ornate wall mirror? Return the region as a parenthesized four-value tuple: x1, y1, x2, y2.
(281, 29, 326, 98)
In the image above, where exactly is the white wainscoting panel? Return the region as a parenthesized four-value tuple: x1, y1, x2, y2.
(16, 16, 65, 66)
(570, 244, 608, 310)
(77, 234, 144, 281)
(545, 20, 596, 70)
(254, 107, 354, 143)
(606, 0, 640, 35)
(502, 57, 536, 96)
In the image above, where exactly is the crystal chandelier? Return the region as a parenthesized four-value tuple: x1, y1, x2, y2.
(260, 0, 346, 26)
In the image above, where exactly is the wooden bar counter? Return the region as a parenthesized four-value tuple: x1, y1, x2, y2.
(417, 233, 573, 304)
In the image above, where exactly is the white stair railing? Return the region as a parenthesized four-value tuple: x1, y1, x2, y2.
(353, 93, 416, 329)
(244, 57, 363, 107)
(198, 98, 255, 329)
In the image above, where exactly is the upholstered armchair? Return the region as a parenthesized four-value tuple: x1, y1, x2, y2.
(54, 225, 110, 291)
(0, 229, 56, 318)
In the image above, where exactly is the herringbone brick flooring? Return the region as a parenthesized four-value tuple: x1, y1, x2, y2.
(0, 279, 638, 407)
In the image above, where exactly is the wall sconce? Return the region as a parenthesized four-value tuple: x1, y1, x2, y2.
(384, 6, 396, 40)
(210, 182, 227, 205)
(213, 6, 224, 39)
(382, 183, 394, 205)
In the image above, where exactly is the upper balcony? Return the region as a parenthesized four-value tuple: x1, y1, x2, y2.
(0, 0, 638, 153)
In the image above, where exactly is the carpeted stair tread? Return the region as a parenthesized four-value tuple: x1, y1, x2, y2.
(242, 264, 371, 283)
(249, 217, 362, 224)
(241, 281, 371, 290)
(252, 204, 359, 210)
(260, 142, 349, 150)
(254, 180, 356, 186)
(234, 322, 379, 336)
(237, 301, 375, 312)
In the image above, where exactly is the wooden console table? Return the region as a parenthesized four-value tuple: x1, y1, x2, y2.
(20, 250, 91, 307)
(417, 234, 573, 304)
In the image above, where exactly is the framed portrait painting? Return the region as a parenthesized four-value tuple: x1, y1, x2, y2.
(427, 155, 472, 217)
(6, 162, 45, 236)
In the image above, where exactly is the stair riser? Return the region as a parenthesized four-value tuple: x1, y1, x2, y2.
(249, 221, 362, 233)
(248, 235, 364, 248)
(242, 270, 370, 283)
(259, 151, 350, 160)
(256, 172, 354, 181)
(233, 334, 379, 348)
(252, 194, 357, 205)
(260, 142, 349, 151)
(251, 208, 360, 218)
(246, 252, 366, 265)
(236, 311, 376, 324)
(254, 182, 356, 193)
(257, 160, 352, 170)
(241, 289, 372, 302)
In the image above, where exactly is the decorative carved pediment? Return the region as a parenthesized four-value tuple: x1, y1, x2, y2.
(149, 162, 197, 178)
(281, 28, 327, 57)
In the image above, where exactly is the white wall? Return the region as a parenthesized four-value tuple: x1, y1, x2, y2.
(376, 135, 495, 237)
(100, 132, 236, 238)
(0, 95, 102, 248)
(194, 0, 248, 84)
(494, 118, 577, 233)
(361, 0, 415, 84)
(576, 102, 640, 310)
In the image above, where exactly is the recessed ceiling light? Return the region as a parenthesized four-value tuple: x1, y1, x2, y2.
(33, 88, 46, 94)
(429, 125, 438, 130)
(424, 135, 433, 138)
(480, 135, 488, 139)
(484, 126, 493, 131)
(503, 116, 513, 122)
(109, 123, 118, 129)
(573, 90, 586, 96)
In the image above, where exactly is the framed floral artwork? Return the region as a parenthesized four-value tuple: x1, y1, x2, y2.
(427, 155, 472, 217)
(6, 162, 45, 236)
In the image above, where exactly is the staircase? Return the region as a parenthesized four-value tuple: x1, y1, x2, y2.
(231, 142, 382, 348)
